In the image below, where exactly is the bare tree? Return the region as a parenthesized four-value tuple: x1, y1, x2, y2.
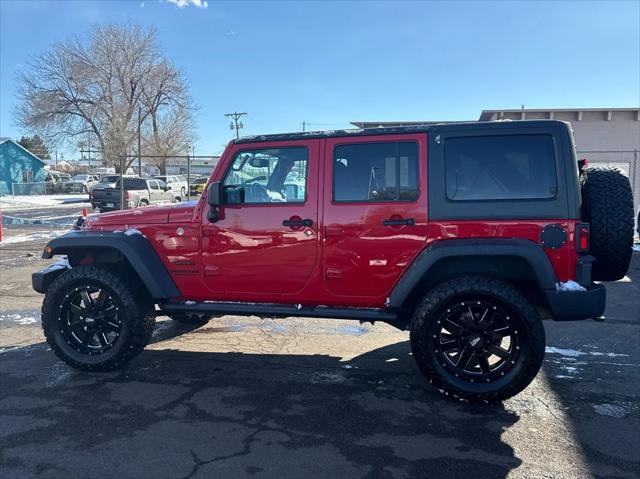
(15, 24, 195, 173)
(141, 60, 196, 174)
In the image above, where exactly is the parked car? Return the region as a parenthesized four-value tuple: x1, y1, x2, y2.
(153, 175, 188, 198)
(90, 177, 180, 212)
(44, 172, 71, 193)
(190, 177, 208, 196)
(63, 174, 100, 193)
(33, 120, 635, 402)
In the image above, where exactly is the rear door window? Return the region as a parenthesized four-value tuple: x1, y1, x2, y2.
(444, 134, 557, 201)
(333, 142, 419, 202)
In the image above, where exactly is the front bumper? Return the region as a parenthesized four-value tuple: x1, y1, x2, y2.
(545, 283, 606, 321)
(32, 262, 69, 294)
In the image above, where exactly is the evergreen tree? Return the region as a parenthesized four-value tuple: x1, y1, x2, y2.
(17, 134, 51, 159)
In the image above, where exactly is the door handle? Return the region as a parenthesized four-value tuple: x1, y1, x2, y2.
(382, 218, 415, 226)
(283, 218, 313, 227)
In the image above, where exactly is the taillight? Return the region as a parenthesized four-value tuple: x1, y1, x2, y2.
(576, 223, 590, 253)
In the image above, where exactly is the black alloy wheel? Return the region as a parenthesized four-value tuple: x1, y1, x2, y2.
(58, 286, 122, 355)
(433, 298, 520, 382)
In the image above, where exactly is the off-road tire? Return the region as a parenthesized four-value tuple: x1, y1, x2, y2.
(581, 168, 634, 281)
(41, 265, 155, 371)
(410, 275, 545, 402)
(169, 313, 212, 325)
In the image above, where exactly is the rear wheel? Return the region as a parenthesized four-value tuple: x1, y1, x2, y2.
(581, 168, 634, 281)
(410, 275, 545, 402)
(41, 265, 155, 371)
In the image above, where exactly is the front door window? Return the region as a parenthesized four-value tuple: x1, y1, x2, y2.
(223, 147, 308, 204)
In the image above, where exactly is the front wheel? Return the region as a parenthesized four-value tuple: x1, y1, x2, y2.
(410, 275, 545, 402)
(41, 265, 155, 371)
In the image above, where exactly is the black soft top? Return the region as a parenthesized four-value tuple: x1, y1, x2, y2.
(233, 120, 569, 144)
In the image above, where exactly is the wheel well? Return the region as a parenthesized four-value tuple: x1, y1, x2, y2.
(400, 255, 549, 323)
(59, 247, 152, 298)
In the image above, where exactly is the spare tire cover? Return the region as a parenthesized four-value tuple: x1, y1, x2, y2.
(581, 168, 634, 281)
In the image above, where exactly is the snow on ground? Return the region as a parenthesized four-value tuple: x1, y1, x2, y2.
(0, 312, 40, 325)
(0, 229, 69, 246)
(0, 194, 89, 211)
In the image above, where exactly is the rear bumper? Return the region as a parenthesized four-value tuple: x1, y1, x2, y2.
(545, 283, 606, 321)
(32, 262, 69, 294)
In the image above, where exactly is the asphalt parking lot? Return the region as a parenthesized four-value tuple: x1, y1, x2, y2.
(1, 232, 638, 479)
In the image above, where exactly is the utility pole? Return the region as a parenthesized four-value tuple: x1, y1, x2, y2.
(87, 134, 91, 173)
(302, 121, 306, 132)
(55, 151, 58, 169)
(138, 106, 142, 176)
(225, 112, 247, 139)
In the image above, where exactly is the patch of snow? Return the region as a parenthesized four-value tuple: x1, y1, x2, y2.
(124, 228, 143, 236)
(55, 256, 71, 268)
(0, 230, 67, 245)
(0, 313, 40, 325)
(560, 365, 579, 374)
(545, 347, 586, 357)
(546, 346, 628, 358)
(593, 403, 629, 418)
(632, 244, 640, 252)
(554, 375, 577, 379)
(310, 371, 346, 384)
(1, 194, 90, 211)
(556, 280, 586, 292)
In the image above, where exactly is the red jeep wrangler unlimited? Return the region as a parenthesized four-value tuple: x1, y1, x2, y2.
(33, 120, 635, 401)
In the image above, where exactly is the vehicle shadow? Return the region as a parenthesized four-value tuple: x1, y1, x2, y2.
(1, 335, 522, 478)
(539, 252, 640, 478)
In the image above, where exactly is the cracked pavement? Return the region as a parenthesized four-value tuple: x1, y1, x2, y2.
(1, 237, 638, 479)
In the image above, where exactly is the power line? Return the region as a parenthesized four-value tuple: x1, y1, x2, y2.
(225, 112, 247, 139)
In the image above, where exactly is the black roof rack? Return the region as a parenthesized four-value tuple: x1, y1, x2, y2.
(232, 120, 566, 144)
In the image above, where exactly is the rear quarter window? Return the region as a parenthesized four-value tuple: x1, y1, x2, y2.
(445, 134, 557, 201)
(117, 178, 148, 190)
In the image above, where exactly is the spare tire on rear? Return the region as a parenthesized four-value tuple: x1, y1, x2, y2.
(581, 167, 634, 281)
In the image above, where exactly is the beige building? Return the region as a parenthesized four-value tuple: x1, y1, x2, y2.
(352, 107, 640, 212)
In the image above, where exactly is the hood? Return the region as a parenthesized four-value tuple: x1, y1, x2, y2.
(86, 201, 198, 228)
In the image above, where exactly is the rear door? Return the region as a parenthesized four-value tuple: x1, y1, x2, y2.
(202, 140, 320, 298)
(322, 134, 429, 299)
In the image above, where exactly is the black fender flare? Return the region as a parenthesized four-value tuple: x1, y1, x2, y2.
(387, 238, 558, 309)
(42, 230, 180, 299)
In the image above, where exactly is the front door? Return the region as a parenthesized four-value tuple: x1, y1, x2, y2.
(322, 134, 429, 301)
(202, 141, 320, 299)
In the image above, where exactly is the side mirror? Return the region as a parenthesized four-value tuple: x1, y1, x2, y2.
(208, 181, 221, 206)
(207, 181, 222, 222)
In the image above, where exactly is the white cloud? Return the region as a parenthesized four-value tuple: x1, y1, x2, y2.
(165, 0, 209, 8)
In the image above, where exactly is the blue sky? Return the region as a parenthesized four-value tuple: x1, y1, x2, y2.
(1, 0, 638, 157)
